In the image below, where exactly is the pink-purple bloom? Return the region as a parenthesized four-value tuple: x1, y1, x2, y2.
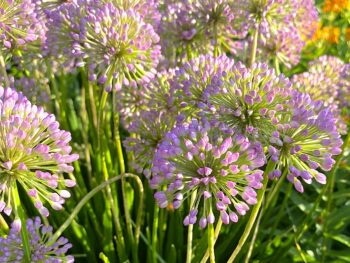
(0, 217, 74, 262)
(151, 119, 266, 227)
(0, 86, 78, 218)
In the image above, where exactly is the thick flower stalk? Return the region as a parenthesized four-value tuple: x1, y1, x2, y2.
(124, 110, 177, 178)
(0, 87, 78, 218)
(0, 0, 45, 52)
(267, 91, 342, 192)
(209, 62, 292, 144)
(151, 119, 266, 227)
(0, 217, 74, 262)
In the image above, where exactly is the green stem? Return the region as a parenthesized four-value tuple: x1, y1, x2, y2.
(186, 191, 197, 263)
(248, 28, 259, 67)
(244, 206, 263, 263)
(227, 160, 274, 263)
(50, 174, 137, 243)
(13, 184, 31, 263)
(0, 54, 9, 87)
(152, 204, 159, 263)
(200, 218, 223, 263)
(273, 56, 281, 75)
(0, 214, 8, 232)
(208, 218, 215, 263)
(112, 90, 136, 261)
(321, 132, 350, 262)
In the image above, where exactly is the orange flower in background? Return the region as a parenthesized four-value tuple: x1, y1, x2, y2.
(323, 0, 350, 13)
(346, 28, 350, 40)
(312, 24, 340, 44)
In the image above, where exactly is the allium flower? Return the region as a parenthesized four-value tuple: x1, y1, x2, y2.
(193, 0, 245, 54)
(47, 2, 161, 90)
(151, 119, 266, 227)
(0, 0, 45, 52)
(338, 64, 350, 109)
(159, 1, 210, 65)
(267, 91, 342, 192)
(0, 217, 74, 262)
(292, 56, 347, 133)
(234, 0, 318, 39)
(119, 69, 177, 127)
(171, 54, 235, 118)
(101, 0, 161, 26)
(0, 87, 78, 218)
(258, 27, 304, 67)
(209, 62, 292, 143)
(124, 110, 177, 178)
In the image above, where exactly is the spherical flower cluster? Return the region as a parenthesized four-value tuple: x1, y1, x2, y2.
(292, 56, 347, 133)
(0, 217, 74, 263)
(234, 0, 318, 38)
(119, 69, 177, 128)
(101, 0, 161, 26)
(171, 54, 235, 118)
(337, 64, 350, 109)
(0, 87, 78, 218)
(124, 110, 177, 178)
(193, 0, 245, 55)
(158, 1, 210, 65)
(47, 1, 161, 91)
(268, 91, 342, 192)
(258, 27, 304, 67)
(209, 61, 292, 144)
(151, 119, 266, 227)
(0, 0, 45, 52)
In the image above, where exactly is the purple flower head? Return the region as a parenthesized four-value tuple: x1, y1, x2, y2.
(0, 217, 74, 262)
(123, 110, 177, 178)
(0, 0, 45, 53)
(119, 69, 177, 128)
(193, 0, 245, 54)
(209, 62, 292, 144)
(0, 87, 78, 219)
(233, 0, 318, 41)
(151, 119, 266, 227)
(158, 1, 211, 65)
(101, 0, 161, 26)
(258, 27, 304, 67)
(268, 91, 342, 192)
(292, 56, 347, 134)
(46, 2, 161, 90)
(337, 63, 350, 110)
(171, 54, 235, 118)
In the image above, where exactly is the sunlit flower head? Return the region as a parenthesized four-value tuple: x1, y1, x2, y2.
(267, 91, 342, 193)
(0, 0, 45, 52)
(46, 1, 161, 91)
(209, 62, 292, 144)
(158, 1, 211, 65)
(171, 54, 235, 118)
(258, 27, 304, 67)
(193, 0, 245, 55)
(323, 0, 350, 13)
(0, 87, 78, 218)
(119, 69, 177, 128)
(0, 217, 74, 262)
(124, 110, 177, 178)
(151, 119, 266, 227)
